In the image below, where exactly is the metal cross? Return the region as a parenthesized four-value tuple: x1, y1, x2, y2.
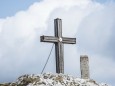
(40, 18, 76, 73)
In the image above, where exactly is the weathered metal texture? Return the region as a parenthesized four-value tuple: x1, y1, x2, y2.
(80, 55, 90, 79)
(40, 18, 76, 74)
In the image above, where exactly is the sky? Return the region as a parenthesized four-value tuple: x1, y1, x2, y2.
(0, 0, 115, 85)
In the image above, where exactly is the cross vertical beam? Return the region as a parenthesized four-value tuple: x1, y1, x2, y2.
(54, 19, 64, 73)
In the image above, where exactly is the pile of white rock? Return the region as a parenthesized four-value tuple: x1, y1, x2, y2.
(0, 73, 110, 86)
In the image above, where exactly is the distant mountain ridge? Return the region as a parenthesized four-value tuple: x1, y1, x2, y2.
(0, 73, 110, 86)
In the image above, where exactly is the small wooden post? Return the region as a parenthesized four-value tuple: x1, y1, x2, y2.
(80, 55, 90, 79)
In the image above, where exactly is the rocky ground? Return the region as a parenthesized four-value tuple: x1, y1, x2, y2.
(0, 73, 110, 86)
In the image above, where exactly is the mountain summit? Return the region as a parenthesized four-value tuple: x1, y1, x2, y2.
(0, 73, 110, 86)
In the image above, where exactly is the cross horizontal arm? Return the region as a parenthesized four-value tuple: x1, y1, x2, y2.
(62, 37, 76, 44)
(40, 36, 58, 43)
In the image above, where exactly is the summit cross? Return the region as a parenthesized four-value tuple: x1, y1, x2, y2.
(40, 18, 76, 73)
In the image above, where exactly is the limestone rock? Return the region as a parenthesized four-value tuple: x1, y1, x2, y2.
(0, 73, 110, 86)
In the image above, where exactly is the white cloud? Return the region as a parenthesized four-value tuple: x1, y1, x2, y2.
(0, 0, 115, 85)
